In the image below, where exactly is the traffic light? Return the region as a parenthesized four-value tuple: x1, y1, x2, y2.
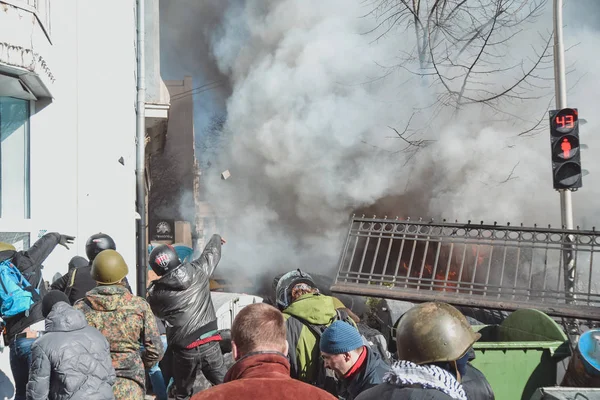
(549, 108, 582, 190)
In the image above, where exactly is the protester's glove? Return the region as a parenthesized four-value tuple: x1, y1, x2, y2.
(59, 235, 76, 250)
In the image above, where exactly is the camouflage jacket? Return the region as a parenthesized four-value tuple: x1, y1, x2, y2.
(74, 284, 163, 389)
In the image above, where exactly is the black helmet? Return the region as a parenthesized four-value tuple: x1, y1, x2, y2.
(149, 244, 181, 276)
(275, 269, 316, 310)
(85, 233, 116, 261)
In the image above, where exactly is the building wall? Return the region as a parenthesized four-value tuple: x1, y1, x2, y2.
(144, 0, 167, 105)
(0, 0, 139, 388)
(148, 76, 199, 246)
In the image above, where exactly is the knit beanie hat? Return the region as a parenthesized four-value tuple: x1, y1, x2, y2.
(42, 290, 70, 317)
(320, 320, 364, 354)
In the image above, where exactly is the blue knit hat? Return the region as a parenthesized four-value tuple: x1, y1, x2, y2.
(320, 321, 364, 354)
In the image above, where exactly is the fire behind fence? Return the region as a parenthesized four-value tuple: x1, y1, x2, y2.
(330, 216, 600, 320)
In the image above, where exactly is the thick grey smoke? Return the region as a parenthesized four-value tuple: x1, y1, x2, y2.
(161, 0, 600, 282)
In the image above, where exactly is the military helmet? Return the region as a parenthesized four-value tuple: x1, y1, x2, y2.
(396, 302, 481, 365)
(85, 233, 116, 261)
(0, 242, 16, 253)
(149, 244, 180, 276)
(91, 249, 128, 285)
(275, 269, 316, 310)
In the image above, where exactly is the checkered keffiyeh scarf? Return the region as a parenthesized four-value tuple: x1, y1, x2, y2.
(384, 360, 467, 400)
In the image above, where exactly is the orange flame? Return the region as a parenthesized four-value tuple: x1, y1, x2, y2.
(400, 261, 460, 291)
(398, 244, 492, 291)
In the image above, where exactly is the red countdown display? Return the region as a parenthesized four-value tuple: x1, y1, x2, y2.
(552, 108, 578, 134)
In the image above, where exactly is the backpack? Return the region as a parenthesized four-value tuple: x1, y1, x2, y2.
(356, 323, 393, 365)
(0, 259, 41, 318)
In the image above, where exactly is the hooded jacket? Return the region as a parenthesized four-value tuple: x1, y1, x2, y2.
(73, 285, 163, 390)
(283, 293, 343, 384)
(26, 302, 115, 400)
(190, 352, 336, 400)
(0, 233, 61, 343)
(355, 361, 467, 400)
(147, 234, 222, 349)
(341, 347, 391, 400)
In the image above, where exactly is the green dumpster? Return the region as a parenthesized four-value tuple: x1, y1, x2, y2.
(470, 309, 571, 400)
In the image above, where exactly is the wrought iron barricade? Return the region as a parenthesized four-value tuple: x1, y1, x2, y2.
(331, 216, 600, 320)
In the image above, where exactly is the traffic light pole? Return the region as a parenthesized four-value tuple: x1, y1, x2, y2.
(553, 0, 567, 109)
(553, 0, 576, 304)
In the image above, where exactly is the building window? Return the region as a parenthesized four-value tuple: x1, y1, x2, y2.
(0, 232, 30, 251)
(7, 0, 52, 38)
(0, 97, 30, 219)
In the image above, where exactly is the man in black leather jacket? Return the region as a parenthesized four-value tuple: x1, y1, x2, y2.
(147, 234, 227, 400)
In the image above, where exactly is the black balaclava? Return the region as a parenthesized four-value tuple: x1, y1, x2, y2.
(42, 290, 70, 318)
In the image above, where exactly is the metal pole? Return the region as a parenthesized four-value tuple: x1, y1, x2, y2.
(553, 0, 567, 110)
(553, 0, 576, 306)
(135, 0, 147, 298)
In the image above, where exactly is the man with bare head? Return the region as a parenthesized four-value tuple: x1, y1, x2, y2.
(191, 303, 336, 400)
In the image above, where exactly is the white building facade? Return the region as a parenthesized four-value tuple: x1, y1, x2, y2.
(0, 0, 168, 390)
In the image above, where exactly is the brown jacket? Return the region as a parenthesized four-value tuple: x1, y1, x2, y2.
(191, 352, 336, 400)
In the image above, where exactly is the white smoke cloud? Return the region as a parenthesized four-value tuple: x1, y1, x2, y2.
(203, 0, 418, 274)
(161, 0, 600, 281)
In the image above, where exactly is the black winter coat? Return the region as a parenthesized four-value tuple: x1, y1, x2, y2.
(355, 384, 455, 400)
(356, 363, 493, 400)
(341, 347, 391, 400)
(147, 234, 222, 348)
(0, 232, 61, 343)
(51, 265, 97, 305)
(355, 360, 466, 400)
(462, 364, 494, 400)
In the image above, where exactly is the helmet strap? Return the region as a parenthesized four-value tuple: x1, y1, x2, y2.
(452, 360, 461, 383)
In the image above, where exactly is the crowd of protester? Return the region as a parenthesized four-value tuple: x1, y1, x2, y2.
(0, 232, 494, 400)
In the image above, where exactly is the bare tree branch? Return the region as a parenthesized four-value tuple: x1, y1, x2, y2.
(498, 161, 520, 184)
(518, 96, 554, 137)
(366, 0, 561, 182)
